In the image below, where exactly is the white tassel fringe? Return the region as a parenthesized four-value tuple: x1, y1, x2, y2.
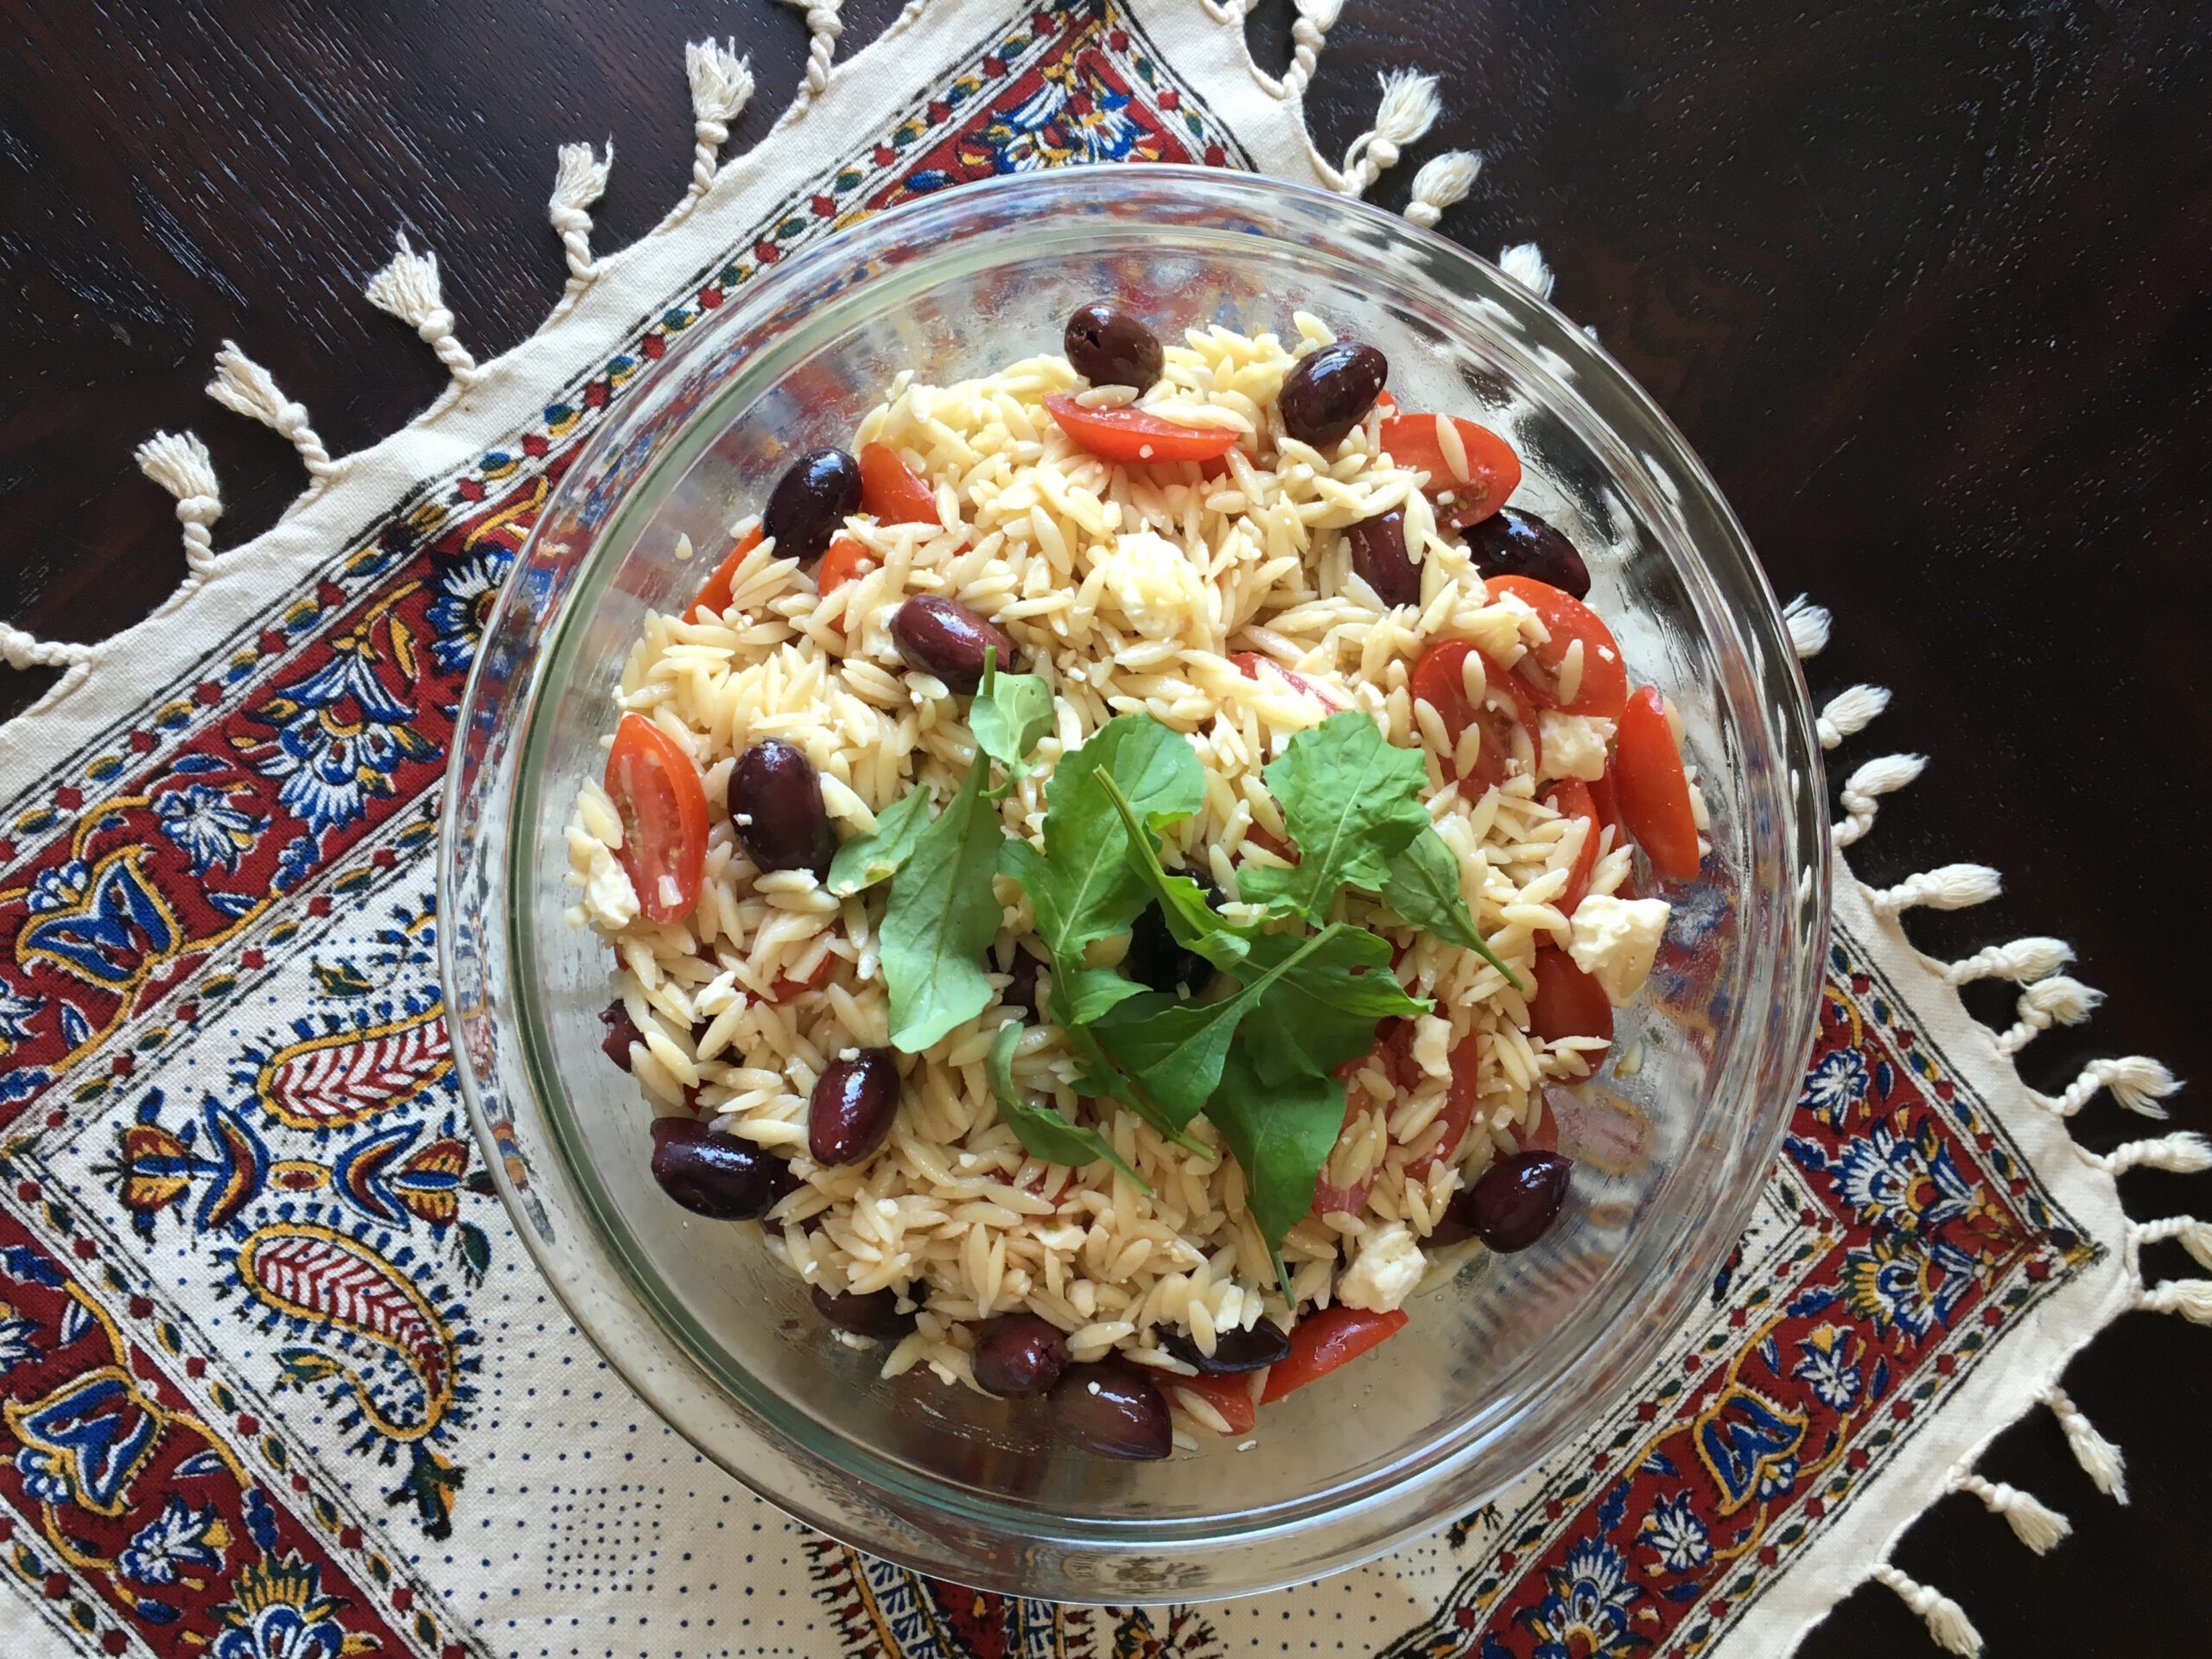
(1866, 863, 2001, 917)
(1784, 594, 1829, 658)
(0, 622, 93, 676)
(780, 0, 843, 114)
(1950, 1473, 2072, 1554)
(1816, 683, 1891, 749)
(2041, 1386, 2127, 1502)
(1870, 1564, 1981, 1656)
(2094, 1132, 2212, 1179)
(1946, 938, 2073, 986)
(2035, 1055, 2178, 1120)
(206, 343, 340, 485)
(680, 39, 755, 209)
(1994, 976, 2102, 1056)
(1403, 151, 1479, 230)
(134, 431, 224, 581)
(550, 141, 614, 288)
(1834, 753, 1925, 849)
(365, 235, 478, 380)
(1498, 242, 1555, 301)
(2133, 1214, 2212, 1271)
(1338, 70, 1439, 196)
(1280, 0, 1344, 99)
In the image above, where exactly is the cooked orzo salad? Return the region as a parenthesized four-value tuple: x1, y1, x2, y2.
(566, 302, 1706, 1459)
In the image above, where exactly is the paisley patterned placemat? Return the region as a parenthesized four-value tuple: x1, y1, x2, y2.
(0, 3, 2197, 1655)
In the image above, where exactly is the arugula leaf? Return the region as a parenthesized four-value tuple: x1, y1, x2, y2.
(970, 653, 1054, 781)
(881, 756, 1002, 1052)
(1092, 923, 1348, 1127)
(1203, 1035, 1351, 1256)
(825, 783, 935, 898)
(1379, 824, 1526, 990)
(1092, 768, 1248, 971)
(1235, 925, 1431, 1087)
(1237, 712, 1432, 922)
(986, 1020, 1148, 1190)
(997, 714, 1204, 986)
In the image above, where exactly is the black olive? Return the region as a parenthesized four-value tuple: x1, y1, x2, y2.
(808, 1049, 901, 1166)
(972, 1313, 1069, 1397)
(1347, 508, 1421, 608)
(890, 595, 1017, 695)
(812, 1284, 917, 1340)
(1279, 341, 1389, 448)
(600, 1001, 641, 1071)
(1122, 881, 1218, 997)
(1158, 1320, 1291, 1375)
(764, 448, 861, 563)
(1051, 1361, 1172, 1459)
(1064, 302, 1164, 391)
(732, 739, 836, 877)
(648, 1117, 791, 1220)
(1463, 507, 1592, 600)
(1448, 1150, 1573, 1251)
(997, 948, 1046, 1020)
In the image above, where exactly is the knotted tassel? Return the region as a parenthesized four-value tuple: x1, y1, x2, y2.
(0, 622, 93, 680)
(1834, 753, 1925, 849)
(550, 141, 614, 291)
(1994, 976, 2101, 1056)
(1403, 151, 1479, 230)
(1950, 1473, 2072, 1554)
(2140, 1276, 2212, 1322)
(2033, 1054, 2178, 1120)
(1783, 594, 1829, 658)
(2093, 1132, 2212, 1179)
(2133, 1214, 2212, 1271)
(679, 39, 754, 212)
(1865, 863, 2001, 918)
(1816, 683, 1890, 750)
(365, 235, 478, 381)
(780, 0, 842, 116)
(1280, 0, 1344, 99)
(1497, 242, 1555, 301)
(206, 342, 340, 488)
(1946, 937, 2072, 986)
(1338, 71, 1440, 197)
(134, 431, 224, 582)
(2042, 1385, 2127, 1502)
(1870, 1564, 1981, 1656)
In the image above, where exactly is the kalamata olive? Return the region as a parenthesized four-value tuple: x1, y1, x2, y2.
(1159, 1319, 1292, 1376)
(1064, 302, 1163, 391)
(1452, 1149, 1573, 1251)
(1347, 508, 1421, 608)
(998, 948, 1046, 1020)
(808, 1048, 901, 1166)
(648, 1117, 790, 1219)
(1464, 507, 1592, 600)
(972, 1313, 1069, 1397)
(811, 1284, 917, 1340)
(600, 1001, 641, 1070)
(1051, 1361, 1173, 1459)
(732, 739, 836, 877)
(1123, 899, 1211, 997)
(763, 447, 861, 563)
(1279, 340, 1389, 448)
(891, 595, 1016, 695)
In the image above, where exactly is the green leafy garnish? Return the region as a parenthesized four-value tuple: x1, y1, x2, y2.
(969, 652, 1054, 779)
(881, 754, 1002, 1052)
(1202, 1036, 1355, 1264)
(1236, 712, 1432, 922)
(1232, 924, 1429, 1088)
(1379, 823, 1525, 991)
(1092, 768, 1247, 972)
(826, 784, 935, 898)
(985, 1020, 1149, 1191)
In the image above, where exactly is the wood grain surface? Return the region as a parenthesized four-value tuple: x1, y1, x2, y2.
(3, 2, 2208, 1651)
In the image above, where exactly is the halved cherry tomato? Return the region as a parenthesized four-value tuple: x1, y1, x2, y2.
(1312, 1083, 1375, 1218)
(604, 714, 709, 925)
(1543, 779, 1601, 918)
(1409, 640, 1542, 788)
(1374, 389, 1397, 416)
(768, 950, 836, 1004)
(1380, 414, 1522, 528)
(1614, 685, 1700, 880)
(1484, 575, 1629, 718)
(1171, 1371, 1257, 1435)
(1045, 392, 1239, 464)
(1529, 948, 1613, 1045)
(1409, 1033, 1485, 1177)
(1230, 650, 1349, 712)
(688, 523, 764, 622)
(815, 535, 879, 631)
(1259, 1306, 1409, 1404)
(858, 442, 940, 526)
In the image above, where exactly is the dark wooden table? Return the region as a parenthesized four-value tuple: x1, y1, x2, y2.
(4, 2, 2206, 1650)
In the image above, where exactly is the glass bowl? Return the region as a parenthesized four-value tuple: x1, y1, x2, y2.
(439, 166, 1828, 1602)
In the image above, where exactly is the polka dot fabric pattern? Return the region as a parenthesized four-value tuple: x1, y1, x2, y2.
(0, 2, 2190, 1656)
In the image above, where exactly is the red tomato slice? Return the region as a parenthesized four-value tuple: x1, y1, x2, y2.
(1614, 685, 1701, 880)
(768, 950, 836, 1003)
(858, 442, 940, 526)
(1529, 948, 1614, 1045)
(1374, 389, 1398, 416)
(1543, 779, 1601, 917)
(815, 536, 879, 634)
(1259, 1306, 1409, 1404)
(1409, 1033, 1485, 1177)
(689, 524, 765, 622)
(1230, 650, 1349, 712)
(1380, 414, 1522, 528)
(1312, 1083, 1375, 1218)
(604, 714, 709, 925)
(1408, 640, 1542, 788)
(1045, 392, 1239, 464)
(1483, 575, 1629, 718)
(1171, 1372, 1257, 1435)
